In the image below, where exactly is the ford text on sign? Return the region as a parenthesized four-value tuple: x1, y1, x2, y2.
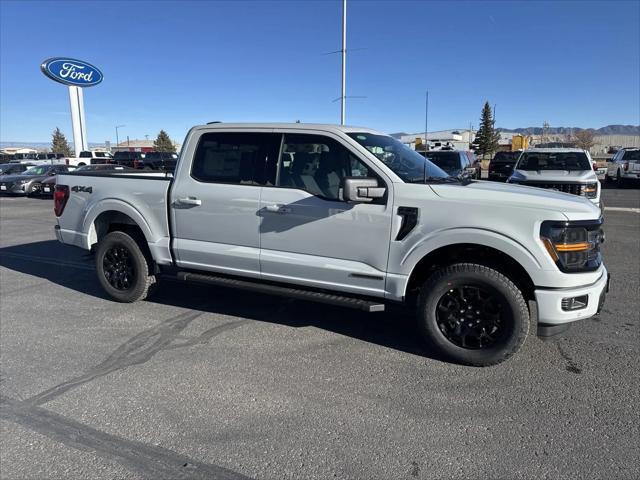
(41, 58, 103, 87)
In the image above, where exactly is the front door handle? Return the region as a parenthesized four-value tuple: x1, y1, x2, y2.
(265, 204, 291, 214)
(175, 197, 202, 206)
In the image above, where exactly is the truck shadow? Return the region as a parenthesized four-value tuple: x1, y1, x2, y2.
(0, 240, 442, 362)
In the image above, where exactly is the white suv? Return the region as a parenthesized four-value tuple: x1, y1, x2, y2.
(507, 148, 601, 209)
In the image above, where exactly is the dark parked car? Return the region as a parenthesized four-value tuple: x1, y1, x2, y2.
(32, 163, 135, 197)
(112, 151, 147, 169)
(0, 153, 16, 164)
(140, 151, 179, 171)
(488, 151, 520, 181)
(0, 164, 70, 195)
(0, 163, 34, 176)
(34, 164, 133, 197)
(421, 150, 480, 180)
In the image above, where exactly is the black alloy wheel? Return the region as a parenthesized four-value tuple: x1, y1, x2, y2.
(435, 285, 506, 349)
(416, 263, 530, 366)
(102, 245, 136, 291)
(95, 230, 156, 303)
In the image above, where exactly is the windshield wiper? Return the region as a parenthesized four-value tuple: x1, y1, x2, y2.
(406, 176, 461, 184)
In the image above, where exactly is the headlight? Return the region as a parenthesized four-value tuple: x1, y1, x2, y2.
(540, 219, 603, 272)
(583, 182, 598, 198)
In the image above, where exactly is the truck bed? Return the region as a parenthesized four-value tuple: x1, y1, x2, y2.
(54, 171, 174, 265)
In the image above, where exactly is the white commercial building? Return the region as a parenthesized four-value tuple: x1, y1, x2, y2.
(400, 129, 475, 151)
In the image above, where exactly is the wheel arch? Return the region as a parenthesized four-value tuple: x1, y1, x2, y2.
(84, 200, 155, 249)
(405, 243, 536, 304)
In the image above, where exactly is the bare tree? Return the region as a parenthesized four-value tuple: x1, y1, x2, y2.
(573, 130, 596, 151)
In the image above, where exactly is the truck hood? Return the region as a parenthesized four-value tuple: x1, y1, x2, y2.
(429, 180, 601, 220)
(510, 169, 597, 183)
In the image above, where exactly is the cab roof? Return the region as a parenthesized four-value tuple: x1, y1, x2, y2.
(525, 148, 587, 153)
(193, 122, 384, 135)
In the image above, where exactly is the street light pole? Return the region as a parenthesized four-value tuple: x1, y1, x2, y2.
(340, 0, 347, 125)
(425, 90, 429, 151)
(115, 125, 125, 148)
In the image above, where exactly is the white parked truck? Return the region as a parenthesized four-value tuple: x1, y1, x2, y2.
(507, 148, 602, 209)
(64, 150, 114, 167)
(54, 123, 609, 366)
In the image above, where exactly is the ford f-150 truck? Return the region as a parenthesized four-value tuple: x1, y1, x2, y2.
(54, 123, 609, 366)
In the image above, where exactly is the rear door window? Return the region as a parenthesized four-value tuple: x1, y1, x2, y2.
(191, 132, 281, 185)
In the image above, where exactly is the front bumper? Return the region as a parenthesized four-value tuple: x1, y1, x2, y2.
(535, 267, 609, 326)
(0, 182, 27, 194)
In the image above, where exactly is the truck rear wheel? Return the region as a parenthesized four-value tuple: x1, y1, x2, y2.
(416, 263, 529, 366)
(95, 231, 156, 303)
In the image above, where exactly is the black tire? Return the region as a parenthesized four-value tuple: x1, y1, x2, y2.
(616, 169, 624, 188)
(78, 162, 86, 167)
(95, 231, 156, 303)
(604, 172, 611, 183)
(416, 263, 529, 366)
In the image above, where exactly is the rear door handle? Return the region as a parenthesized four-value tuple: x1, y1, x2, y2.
(265, 204, 291, 214)
(175, 197, 202, 206)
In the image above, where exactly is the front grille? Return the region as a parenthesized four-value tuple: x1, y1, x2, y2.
(521, 182, 583, 196)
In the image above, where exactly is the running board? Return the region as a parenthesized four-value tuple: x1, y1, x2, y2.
(175, 271, 385, 312)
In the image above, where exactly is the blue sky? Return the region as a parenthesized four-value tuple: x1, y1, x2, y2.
(1, 0, 639, 144)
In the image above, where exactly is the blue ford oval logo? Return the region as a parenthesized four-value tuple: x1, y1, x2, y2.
(40, 57, 103, 87)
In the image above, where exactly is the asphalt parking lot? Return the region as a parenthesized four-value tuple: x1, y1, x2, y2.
(1, 188, 639, 480)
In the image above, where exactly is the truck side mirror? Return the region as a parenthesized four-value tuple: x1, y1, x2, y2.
(343, 178, 386, 203)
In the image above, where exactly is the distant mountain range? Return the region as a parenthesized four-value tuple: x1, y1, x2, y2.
(497, 125, 640, 135)
(0, 141, 106, 149)
(3, 125, 638, 147)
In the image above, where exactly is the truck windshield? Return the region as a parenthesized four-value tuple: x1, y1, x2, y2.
(347, 133, 450, 183)
(516, 152, 591, 171)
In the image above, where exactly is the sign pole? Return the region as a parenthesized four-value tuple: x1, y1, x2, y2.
(68, 86, 88, 154)
(77, 87, 88, 151)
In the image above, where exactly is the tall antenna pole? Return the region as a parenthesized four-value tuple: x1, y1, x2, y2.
(340, 0, 347, 125)
(425, 90, 429, 151)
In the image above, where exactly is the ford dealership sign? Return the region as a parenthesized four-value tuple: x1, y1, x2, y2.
(40, 57, 103, 87)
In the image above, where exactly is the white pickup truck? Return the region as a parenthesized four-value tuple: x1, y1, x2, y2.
(54, 123, 609, 366)
(64, 150, 114, 167)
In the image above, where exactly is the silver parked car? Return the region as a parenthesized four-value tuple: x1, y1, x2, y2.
(0, 164, 70, 195)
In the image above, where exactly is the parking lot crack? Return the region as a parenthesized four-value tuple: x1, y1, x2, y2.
(0, 396, 252, 480)
(22, 311, 248, 407)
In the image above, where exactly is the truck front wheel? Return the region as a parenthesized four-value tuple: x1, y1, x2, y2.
(95, 231, 156, 303)
(416, 263, 529, 366)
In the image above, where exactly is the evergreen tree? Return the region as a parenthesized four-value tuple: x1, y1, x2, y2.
(472, 102, 501, 158)
(51, 127, 72, 156)
(153, 130, 176, 152)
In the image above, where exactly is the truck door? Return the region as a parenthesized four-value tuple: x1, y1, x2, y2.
(170, 131, 280, 277)
(259, 132, 393, 298)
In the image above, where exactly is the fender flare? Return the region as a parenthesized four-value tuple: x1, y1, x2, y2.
(400, 227, 545, 295)
(82, 198, 155, 248)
